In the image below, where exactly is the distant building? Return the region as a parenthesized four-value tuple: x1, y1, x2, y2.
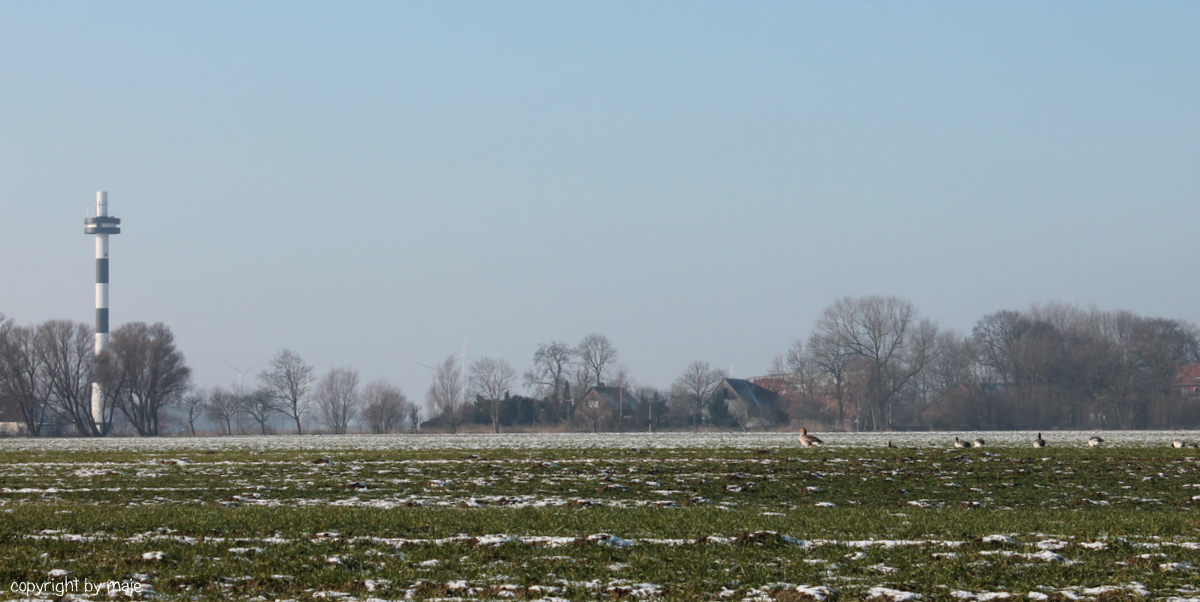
(0, 394, 28, 436)
(714, 378, 788, 429)
(1177, 364, 1200, 399)
(574, 386, 639, 432)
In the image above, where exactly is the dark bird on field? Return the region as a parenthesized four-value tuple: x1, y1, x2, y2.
(885, 441, 897, 449)
(798, 428, 823, 449)
(1033, 433, 1047, 448)
(973, 438, 986, 448)
(953, 437, 972, 449)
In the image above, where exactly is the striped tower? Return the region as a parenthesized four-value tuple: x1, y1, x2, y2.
(84, 191, 120, 428)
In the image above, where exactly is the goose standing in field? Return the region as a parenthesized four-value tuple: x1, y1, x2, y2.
(885, 441, 898, 449)
(973, 438, 986, 448)
(953, 437, 972, 449)
(1033, 433, 1047, 448)
(1087, 436, 1104, 448)
(798, 428, 823, 449)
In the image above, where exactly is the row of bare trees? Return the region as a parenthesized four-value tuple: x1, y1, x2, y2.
(0, 314, 190, 436)
(770, 298, 1200, 431)
(424, 333, 632, 432)
(1, 313, 419, 437)
(190, 350, 417, 436)
(9, 297, 1197, 436)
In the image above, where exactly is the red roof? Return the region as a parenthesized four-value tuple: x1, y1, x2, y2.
(1177, 363, 1200, 385)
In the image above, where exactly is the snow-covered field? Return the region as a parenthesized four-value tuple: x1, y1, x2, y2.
(2, 429, 1197, 454)
(4, 431, 1200, 601)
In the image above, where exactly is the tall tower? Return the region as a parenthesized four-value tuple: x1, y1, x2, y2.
(84, 191, 120, 428)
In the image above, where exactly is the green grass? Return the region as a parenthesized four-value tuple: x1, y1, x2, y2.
(2, 443, 1199, 600)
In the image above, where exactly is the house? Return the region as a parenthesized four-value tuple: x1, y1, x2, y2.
(0, 394, 28, 436)
(573, 386, 639, 432)
(714, 378, 787, 429)
(1176, 364, 1200, 399)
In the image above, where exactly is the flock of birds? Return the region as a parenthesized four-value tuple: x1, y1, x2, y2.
(795, 428, 1199, 449)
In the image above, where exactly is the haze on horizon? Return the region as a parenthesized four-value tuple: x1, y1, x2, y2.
(2, 2, 1197, 398)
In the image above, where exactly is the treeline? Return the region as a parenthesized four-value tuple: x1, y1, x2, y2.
(0, 314, 190, 436)
(193, 355, 420, 437)
(0, 312, 422, 437)
(429, 299, 1200, 433)
(773, 298, 1200, 431)
(4, 298, 1199, 436)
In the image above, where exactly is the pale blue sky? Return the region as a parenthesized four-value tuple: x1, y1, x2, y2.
(2, 2, 1198, 397)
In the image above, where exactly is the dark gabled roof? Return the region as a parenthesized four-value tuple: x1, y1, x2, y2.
(719, 378, 779, 408)
(581, 386, 639, 411)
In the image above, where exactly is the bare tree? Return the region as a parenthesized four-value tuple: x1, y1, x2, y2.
(315, 367, 359, 434)
(258, 349, 313, 434)
(925, 331, 981, 393)
(669, 360, 724, 428)
(205, 386, 241, 435)
(470, 357, 516, 433)
(610, 365, 635, 431)
(972, 310, 1064, 427)
(805, 331, 860, 430)
(523, 342, 573, 421)
(426, 355, 465, 433)
(37, 320, 108, 436)
(568, 362, 592, 407)
(360, 380, 408, 434)
(635, 385, 669, 432)
(0, 320, 49, 436)
(96, 322, 191, 437)
(407, 404, 421, 433)
(770, 339, 829, 426)
(812, 296, 939, 430)
(179, 389, 206, 436)
(240, 387, 281, 435)
(576, 333, 618, 387)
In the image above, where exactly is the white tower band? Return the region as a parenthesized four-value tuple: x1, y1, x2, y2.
(84, 191, 120, 428)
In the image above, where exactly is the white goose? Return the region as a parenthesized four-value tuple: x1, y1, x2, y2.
(1087, 436, 1103, 448)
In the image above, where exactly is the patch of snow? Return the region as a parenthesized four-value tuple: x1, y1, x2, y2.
(587, 533, 636, 548)
(867, 586, 923, 601)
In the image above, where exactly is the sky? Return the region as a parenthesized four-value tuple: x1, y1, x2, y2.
(2, 2, 1198, 399)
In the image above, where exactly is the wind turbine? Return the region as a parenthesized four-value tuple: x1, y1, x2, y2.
(225, 360, 261, 395)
